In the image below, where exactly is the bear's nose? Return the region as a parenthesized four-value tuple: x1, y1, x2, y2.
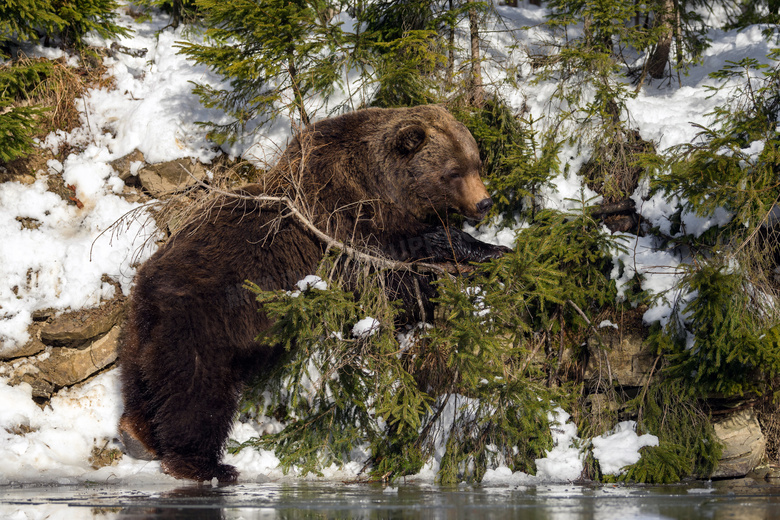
(476, 197, 493, 215)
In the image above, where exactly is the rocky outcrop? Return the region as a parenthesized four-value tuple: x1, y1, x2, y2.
(0, 323, 47, 360)
(584, 318, 656, 389)
(137, 158, 208, 197)
(40, 298, 125, 344)
(580, 312, 768, 479)
(36, 325, 120, 387)
(712, 409, 767, 479)
(111, 150, 209, 198)
(1, 298, 125, 399)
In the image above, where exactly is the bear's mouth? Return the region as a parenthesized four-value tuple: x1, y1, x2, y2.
(441, 207, 487, 225)
(461, 203, 492, 223)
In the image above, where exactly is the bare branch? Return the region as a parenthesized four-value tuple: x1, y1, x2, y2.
(178, 164, 463, 277)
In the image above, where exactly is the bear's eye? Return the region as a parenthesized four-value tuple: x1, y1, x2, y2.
(442, 169, 460, 181)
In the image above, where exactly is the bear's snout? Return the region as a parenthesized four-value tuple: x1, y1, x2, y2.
(457, 174, 492, 221)
(476, 197, 493, 216)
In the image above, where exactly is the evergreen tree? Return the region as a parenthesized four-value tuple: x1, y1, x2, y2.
(651, 49, 780, 244)
(51, 0, 129, 49)
(726, 0, 780, 28)
(538, 0, 659, 209)
(0, 2, 53, 163)
(0, 0, 62, 45)
(0, 0, 128, 164)
(233, 239, 571, 482)
(179, 0, 353, 142)
(657, 262, 780, 396)
(133, 0, 200, 29)
(363, 0, 451, 107)
(1, 0, 128, 50)
(620, 381, 722, 483)
(640, 0, 710, 83)
(180, 0, 500, 142)
(647, 48, 780, 399)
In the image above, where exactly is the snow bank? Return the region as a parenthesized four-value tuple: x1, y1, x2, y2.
(0, 179, 157, 352)
(592, 421, 660, 476)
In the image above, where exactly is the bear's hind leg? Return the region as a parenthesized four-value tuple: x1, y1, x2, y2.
(153, 374, 242, 483)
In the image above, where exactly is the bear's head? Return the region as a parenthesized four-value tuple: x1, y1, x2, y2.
(384, 106, 493, 223)
(275, 105, 494, 235)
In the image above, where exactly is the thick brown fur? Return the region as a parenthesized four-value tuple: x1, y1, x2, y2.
(118, 105, 508, 483)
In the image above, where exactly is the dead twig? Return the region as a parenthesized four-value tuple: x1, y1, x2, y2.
(179, 164, 462, 277)
(567, 299, 614, 388)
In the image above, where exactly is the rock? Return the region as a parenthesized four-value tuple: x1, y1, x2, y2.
(18, 372, 56, 400)
(138, 158, 208, 197)
(586, 393, 621, 414)
(32, 308, 56, 320)
(747, 463, 780, 481)
(2, 353, 55, 399)
(121, 186, 147, 204)
(0, 336, 46, 361)
(712, 408, 766, 479)
(584, 329, 656, 388)
(0, 323, 46, 360)
(41, 298, 125, 344)
(36, 325, 120, 387)
(766, 465, 780, 481)
(110, 149, 145, 182)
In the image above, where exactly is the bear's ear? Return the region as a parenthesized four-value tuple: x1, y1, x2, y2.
(395, 125, 427, 155)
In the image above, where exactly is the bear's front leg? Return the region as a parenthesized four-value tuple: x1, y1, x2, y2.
(395, 226, 512, 265)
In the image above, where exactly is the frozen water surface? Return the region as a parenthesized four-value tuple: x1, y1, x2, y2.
(2, 479, 780, 519)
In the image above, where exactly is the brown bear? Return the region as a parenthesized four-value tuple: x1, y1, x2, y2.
(118, 105, 510, 483)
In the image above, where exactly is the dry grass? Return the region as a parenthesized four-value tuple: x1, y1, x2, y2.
(757, 394, 780, 464)
(13, 51, 112, 137)
(149, 155, 261, 238)
(581, 129, 654, 204)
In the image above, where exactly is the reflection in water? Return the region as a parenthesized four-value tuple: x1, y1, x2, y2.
(120, 485, 228, 520)
(2, 480, 780, 519)
(120, 507, 224, 520)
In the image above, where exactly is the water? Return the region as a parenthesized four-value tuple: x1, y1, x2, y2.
(2, 478, 780, 519)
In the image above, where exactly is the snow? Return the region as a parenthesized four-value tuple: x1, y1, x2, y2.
(288, 274, 328, 296)
(0, 0, 772, 486)
(0, 179, 157, 351)
(592, 421, 660, 476)
(535, 409, 585, 481)
(351, 317, 381, 338)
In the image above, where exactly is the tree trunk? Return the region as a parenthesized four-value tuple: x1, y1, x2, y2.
(287, 54, 310, 127)
(172, 0, 181, 29)
(467, 0, 484, 106)
(646, 0, 675, 79)
(447, 0, 455, 87)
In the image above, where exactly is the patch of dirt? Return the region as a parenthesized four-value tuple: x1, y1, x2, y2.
(5, 424, 37, 436)
(89, 442, 123, 469)
(1, 147, 54, 181)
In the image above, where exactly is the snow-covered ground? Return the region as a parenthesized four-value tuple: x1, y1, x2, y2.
(0, 2, 776, 485)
